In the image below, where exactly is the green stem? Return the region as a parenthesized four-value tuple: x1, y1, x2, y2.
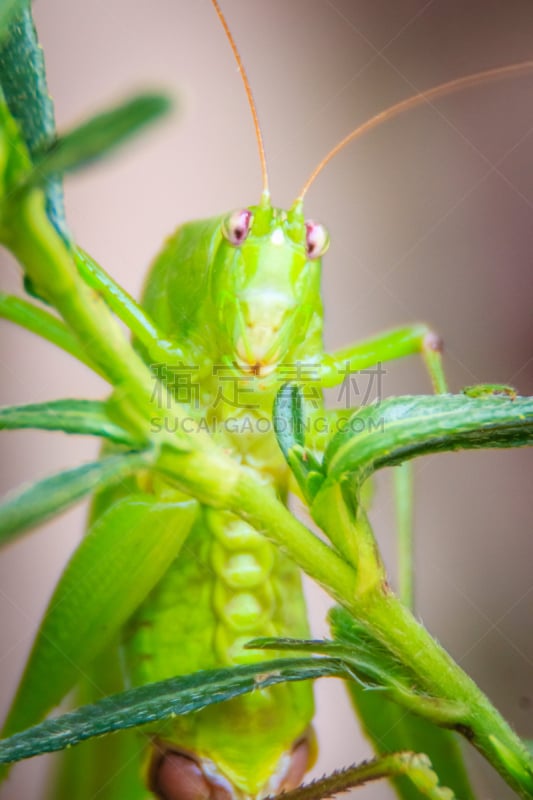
(156, 444, 358, 603)
(8, 194, 150, 397)
(394, 462, 414, 610)
(3, 190, 186, 441)
(156, 442, 533, 797)
(354, 589, 533, 799)
(3, 178, 531, 799)
(227, 465, 533, 798)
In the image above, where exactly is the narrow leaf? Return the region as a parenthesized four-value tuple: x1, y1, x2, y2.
(330, 608, 476, 800)
(254, 618, 475, 800)
(0, 293, 102, 374)
(24, 93, 172, 185)
(251, 620, 464, 726)
(346, 686, 475, 800)
(324, 394, 533, 482)
(0, 5, 68, 237)
(273, 384, 324, 502)
(0, 451, 150, 546)
(268, 753, 457, 800)
(0, 0, 28, 42)
(1, 494, 197, 744)
(0, 399, 137, 445)
(248, 632, 415, 697)
(273, 383, 306, 454)
(0, 657, 346, 764)
(52, 645, 150, 800)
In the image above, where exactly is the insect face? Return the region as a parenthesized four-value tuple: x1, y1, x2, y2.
(212, 200, 325, 377)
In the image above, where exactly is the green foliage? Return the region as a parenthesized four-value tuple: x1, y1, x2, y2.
(0, 452, 152, 546)
(323, 394, 533, 482)
(330, 607, 476, 800)
(23, 93, 172, 188)
(0, 0, 28, 42)
(1, 495, 197, 745)
(0, 3, 532, 799)
(0, 3, 67, 237)
(0, 399, 137, 443)
(0, 657, 346, 764)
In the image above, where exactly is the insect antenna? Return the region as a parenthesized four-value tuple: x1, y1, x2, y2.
(211, 0, 270, 200)
(297, 61, 533, 203)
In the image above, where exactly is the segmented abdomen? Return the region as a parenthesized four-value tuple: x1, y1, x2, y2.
(120, 480, 313, 790)
(122, 502, 308, 682)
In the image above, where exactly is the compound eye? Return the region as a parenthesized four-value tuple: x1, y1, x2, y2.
(222, 209, 253, 246)
(305, 220, 329, 259)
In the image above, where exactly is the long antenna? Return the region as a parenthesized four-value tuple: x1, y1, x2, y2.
(211, 0, 269, 197)
(298, 61, 533, 201)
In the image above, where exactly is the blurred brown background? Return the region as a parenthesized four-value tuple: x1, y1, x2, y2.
(1, 1, 532, 798)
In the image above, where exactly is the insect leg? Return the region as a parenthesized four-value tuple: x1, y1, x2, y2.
(74, 249, 191, 367)
(51, 643, 149, 800)
(319, 324, 448, 394)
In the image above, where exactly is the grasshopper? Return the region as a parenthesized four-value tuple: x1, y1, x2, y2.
(1, 1, 532, 800)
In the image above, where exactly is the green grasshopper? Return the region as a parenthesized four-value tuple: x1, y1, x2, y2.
(1, 2, 532, 800)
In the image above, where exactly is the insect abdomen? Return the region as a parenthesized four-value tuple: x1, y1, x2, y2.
(121, 503, 314, 795)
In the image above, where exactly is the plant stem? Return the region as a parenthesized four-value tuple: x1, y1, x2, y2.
(7, 194, 152, 403)
(356, 589, 533, 799)
(3, 180, 532, 799)
(394, 461, 414, 610)
(232, 470, 533, 799)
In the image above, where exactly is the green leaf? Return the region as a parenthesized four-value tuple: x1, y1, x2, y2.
(0, 293, 101, 373)
(324, 394, 533, 482)
(248, 630, 415, 700)
(23, 93, 172, 186)
(0, 657, 345, 765)
(52, 645, 149, 800)
(347, 687, 475, 800)
(252, 619, 475, 800)
(1, 494, 197, 747)
(0, 399, 137, 444)
(251, 618, 464, 726)
(330, 607, 476, 800)
(0, 0, 28, 42)
(273, 384, 324, 502)
(274, 383, 306, 453)
(0, 5, 68, 238)
(267, 753, 458, 800)
(0, 451, 151, 546)
(462, 383, 517, 400)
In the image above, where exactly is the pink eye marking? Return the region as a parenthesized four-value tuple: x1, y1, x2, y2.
(222, 209, 253, 246)
(305, 220, 329, 259)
